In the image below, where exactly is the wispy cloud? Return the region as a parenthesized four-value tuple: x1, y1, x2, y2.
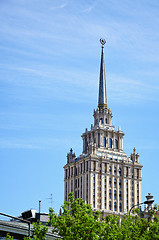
(49, 3, 67, 11)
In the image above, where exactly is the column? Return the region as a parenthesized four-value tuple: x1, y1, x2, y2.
(106, 175, 109, 211)
(90, 173, 93, 206)
(111, 164, 114, 211)
(123, 178, 126, 212)
(128, 178, 131, 212)
(101, 171, 104, 209)
(95, 173, 98, 209)
(116, 177, 119, 212)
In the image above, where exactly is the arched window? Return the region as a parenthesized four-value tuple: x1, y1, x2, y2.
(105, 118, 108, 124)
(109, 138, 112, 148)
(115, 139, 118, 149)
(103, 137, 106, 147)
(100, 118, 103, 124)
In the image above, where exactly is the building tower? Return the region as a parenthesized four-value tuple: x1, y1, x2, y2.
(64, 39, 143, 215)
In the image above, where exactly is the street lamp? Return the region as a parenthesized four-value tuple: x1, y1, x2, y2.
(129, 198, 154, 216)
(0, 212, 31, 237)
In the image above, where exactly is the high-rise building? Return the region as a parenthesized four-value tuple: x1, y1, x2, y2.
(64, 39, 142, 215)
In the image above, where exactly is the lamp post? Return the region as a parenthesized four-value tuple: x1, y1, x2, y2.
(0, 212, 31, 237)
(129, 198, 154, 216)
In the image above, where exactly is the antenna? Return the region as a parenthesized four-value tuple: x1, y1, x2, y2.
(47, 194, 53, 207)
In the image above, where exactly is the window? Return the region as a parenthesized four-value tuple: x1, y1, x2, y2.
(71, 180, 73, 192)
(109, 189, 111, 199)
(105, 163, 107, 173)
(119, 167, 122, 176)
(86, 161, 88, 171)
(114, 178, 117, 188)
(105, 176, 106, 186)
(109, 166, 112, 174)
(75, 179, 77, 188)
(126, 167, 128, 177)
(103, 137, 106, 147)
(119, 179, 122, 189)
(114, 190, 117, 200)
(109, 177, 111, 187)
(114, 202, 117, 211)
(114, 167, 117, 176)
(105, 118, 108, 124)
(98, 133, 100, 147)
(115, 139, 118, 149)
(93, 161, 96, 171)
(109, 201, 111, 210)
(109, 138, 112, 148)
(93, 178, 95, 184)
(119, 203, 122, 212)
(100, 118, 103, 124)
(119, 191, 122, 200)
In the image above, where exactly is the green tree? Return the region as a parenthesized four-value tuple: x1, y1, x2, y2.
(49, 192, 101, 240)
(5, 194, 159, 240)
(49, 192, 159, 240)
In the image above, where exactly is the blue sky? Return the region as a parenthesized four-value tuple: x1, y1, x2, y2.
(0, 0, 159, 217)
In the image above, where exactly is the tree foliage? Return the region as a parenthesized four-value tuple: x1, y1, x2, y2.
(49, 192, 159, 240)
(5, 193, 159, 239)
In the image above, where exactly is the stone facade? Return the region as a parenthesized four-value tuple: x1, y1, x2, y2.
(64, 42, 142, 215)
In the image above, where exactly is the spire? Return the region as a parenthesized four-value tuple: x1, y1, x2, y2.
(98, 38, 107, 109)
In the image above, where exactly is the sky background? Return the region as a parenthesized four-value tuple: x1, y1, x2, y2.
(0, 0, 159, 218)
